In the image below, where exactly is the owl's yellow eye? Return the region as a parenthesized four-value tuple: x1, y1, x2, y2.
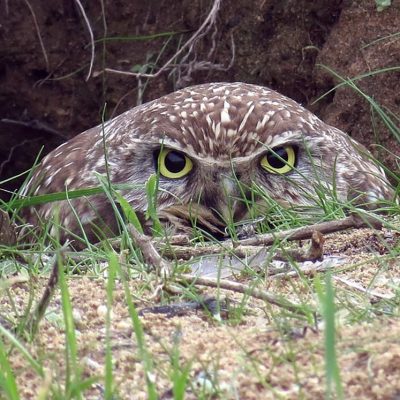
(158, 149, 193, 179)
(260, 146, 296, 174)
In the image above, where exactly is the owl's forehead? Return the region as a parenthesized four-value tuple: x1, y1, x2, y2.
(132, 82, 325, 159)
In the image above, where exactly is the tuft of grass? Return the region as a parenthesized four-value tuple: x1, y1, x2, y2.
(316, 64, 400, 143)
(112, 252, 158, 399)
(169, 331, 192, 400)
(315, 273, 344, 400)
(56, 247, 82, 398)
(0, 336, 20, 400)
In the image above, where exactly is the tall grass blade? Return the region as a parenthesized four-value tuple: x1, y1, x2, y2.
(112, 253, 158, 399)
(0, 337, 20, 400)
(315, 274, 344, 400)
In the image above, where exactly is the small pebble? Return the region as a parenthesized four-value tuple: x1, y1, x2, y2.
(96, 304, 112, 318)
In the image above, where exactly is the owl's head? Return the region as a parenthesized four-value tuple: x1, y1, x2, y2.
(23, 82, 394, 243)
(110, 82, 392, 229)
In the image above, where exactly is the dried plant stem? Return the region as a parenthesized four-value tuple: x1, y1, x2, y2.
(23, 0, 49, 71)
(160, 214, 382, 260)
(26, 249, 65, 335)
(238, 214, 382, 247)
(74, 0, 95, 81)
(178, 274, 307, 314)
(128, 225, 172, 279)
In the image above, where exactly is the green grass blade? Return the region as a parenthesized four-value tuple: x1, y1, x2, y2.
(0, 337, 20, 400)
(5, 183, 138, 211)
(94, 30, 187, 43)
(316, 65, 400, 142)
(104, 253, 117, 399)
(57, 250, 81, 399)
(69, 376, 102, 398)
(171, 337, 191, 400)
(6, 188, 104, 210)
(112, 253, 158, 399)
(0, 324, 43, 376)
(114, 191, 144, 233)
(145, 174, 163, 235)
(315, 274, 344, 400)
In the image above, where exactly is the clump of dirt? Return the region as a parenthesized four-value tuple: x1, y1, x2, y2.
(0, 1, 399, 198)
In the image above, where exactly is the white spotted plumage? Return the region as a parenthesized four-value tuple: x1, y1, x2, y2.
(20, 82, 394, 247)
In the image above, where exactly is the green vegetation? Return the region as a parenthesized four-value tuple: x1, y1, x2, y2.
(0, 26, 399, 400)
(0, 146, 398, 397)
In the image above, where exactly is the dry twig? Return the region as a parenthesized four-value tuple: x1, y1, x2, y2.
(23, 0, 49, 71)
(178, 274, 307, 314)
(273, 231, 325, 262)
(128, 225, 172, 279)
(74, 0, 95, 81)
(159, 214, 381, 260)
(237, 214, 382, 246)
(26, 247, 66, 335)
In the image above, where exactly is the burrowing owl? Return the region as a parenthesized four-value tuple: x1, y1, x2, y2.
(21, 82, 394, 246)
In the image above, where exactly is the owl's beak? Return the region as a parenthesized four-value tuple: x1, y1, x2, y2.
(200, 171, 252, 232)
(221, 176, 237, 199)
(219, 176, 238, 221)
(215, 175, 251, 224)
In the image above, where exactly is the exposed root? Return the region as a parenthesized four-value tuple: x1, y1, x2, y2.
(23, 0, 49, 71)
(74, 0, 95, 81)
(104, 0, 234, 86)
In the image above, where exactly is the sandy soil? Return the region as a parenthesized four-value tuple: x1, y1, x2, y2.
(2, 222, 399, 399)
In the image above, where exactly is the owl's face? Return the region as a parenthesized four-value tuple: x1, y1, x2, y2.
(124, 132, 319, 227)
(23, 82, 393, 243)
(111, 83, 391, 227)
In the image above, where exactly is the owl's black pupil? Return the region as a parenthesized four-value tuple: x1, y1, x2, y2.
(267, 147, 288, 169)
(165, 151, 186, 173)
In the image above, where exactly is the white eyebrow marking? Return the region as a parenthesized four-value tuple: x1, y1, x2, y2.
(220, 100, 231, 124)
(238, 103, 255, 132)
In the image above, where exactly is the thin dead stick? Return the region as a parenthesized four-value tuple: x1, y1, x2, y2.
(26, 247, 67, 335)
(74, 0, 95, 81)
(104, 0, 221, 79)
(128, 226, 172, 278)
(23, 0, 49, 71)
(268, 230, 325, 263)
(163, 230, 324, 264)
(178, 274, 308, 314)
(173, 31, 236, 87)
(160, 214, 382, 260)
(237, 214, 382, 246)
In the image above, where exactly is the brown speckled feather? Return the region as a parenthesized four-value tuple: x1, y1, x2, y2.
(20, 82, 394, 246)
